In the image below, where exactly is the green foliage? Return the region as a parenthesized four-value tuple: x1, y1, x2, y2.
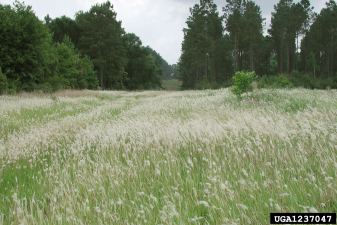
(231, 71, 258, 98)
(301, 1, 337, 78)
(34, 82, 53, 93)
(288, 70, 313, 88)
(195, 79, 221, 90)
(56, 38, 79, 89)
(55, 36, 98, 90)
(80, 55, 98, 90)
(0, 1, 52, 92)
(269, 60, 278, 75)
(333, 76, 337, 89)
(221, 78, 234, 88)
(307, 52, 320, 76)
(6, 78, 21, 94)
(257, 72, 337, 90)
(258, 74, 293, 89)
(123, 33, 162, 90)
(268, 0, 312, 74)
(179, 0, 232, 89)
(45, 15, 82, 47)
(0, 1, 175, 92)
(313, 77, 335, 90)
(76, 1, 127, 89)
(149, 49, 177, 79)
(0, 67, 8, 95)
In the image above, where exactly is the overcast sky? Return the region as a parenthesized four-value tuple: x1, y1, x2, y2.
(1, 0, 327, 65)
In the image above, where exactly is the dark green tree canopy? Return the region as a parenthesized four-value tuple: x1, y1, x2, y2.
(0, 1, 50, 91)
(2, 0, 337, 94)
(122, 33, 162, 90)
(301, 0, 337, 78)
(269, 0, 312, 74)
(46, 15, 82, 47)
(76, 1, 127, 89)
(179, 0, 231, 89)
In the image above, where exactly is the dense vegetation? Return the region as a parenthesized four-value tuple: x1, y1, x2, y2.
(0, 1, 177, 93)
(1, 0, 337, 94)
(179, 0, 337, 90)
(1, 89, 336, 223)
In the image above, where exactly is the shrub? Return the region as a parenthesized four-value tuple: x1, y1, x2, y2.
(273, 74, 293, 88)
(6, 78, 20, 94)
(34, 83, 53, 93)
(257, 76, 270, 88)
(0, 67, 8, 95)
(7, 89, 16, 95)
(258, 74, 293, 89)
(196, 79, 219, 90)
(331, 76, 337, 89)
(231, 71, 258, 99)
(289, 70, 312, 88)
(221, 78, 234, 88)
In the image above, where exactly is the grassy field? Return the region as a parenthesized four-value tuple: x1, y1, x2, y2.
(0, 88, 336, 224)
(162, 79, 182, 91)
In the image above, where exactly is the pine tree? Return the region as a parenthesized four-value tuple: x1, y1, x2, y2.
(179, 0, 228, 89)
(301, 0, 337, 78)
(224, 0, 245, 72)
(269, 0, 312, 74)
(76, 1, 127, 89)
(242, 1, 264, 72)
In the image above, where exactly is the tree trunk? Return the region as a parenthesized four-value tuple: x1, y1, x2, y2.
(280, 37, 284, 74)
(99, 51, 104, 88)
(100, 64, 104, 89)
(239, 49, 243, 71)
(287, 44, 290, 75)
(296, 33, 299, 70)
(305, 51, 308, 74)
(205, 54, 207, 80)
(250, 42, 254, 71)
(331, 34, 334, 78)
(314, 65, 316, 79)
(234, 33, 238, 72)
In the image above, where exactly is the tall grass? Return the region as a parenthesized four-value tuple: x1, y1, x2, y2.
(0, 88, 336, 224)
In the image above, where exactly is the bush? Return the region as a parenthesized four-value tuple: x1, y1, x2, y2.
(196, 79, 220, 90)
(6, 78, 20, 94)
(6, 89, 16, 95)
(332, 76, 337, 89)
(311, 77, 333, 89)
(231, 71, 257, 99)
(289, 70, 312, 88)
(258, 71, 336, 90)
(221, 78, 234, 88)
(34, 82, 53, 93)
(0, 67, 8, 95)
(257, 74, 293, 89)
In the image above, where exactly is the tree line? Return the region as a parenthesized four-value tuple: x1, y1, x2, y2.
(0, 1, 177, 94)
(179, 0, 337, 90)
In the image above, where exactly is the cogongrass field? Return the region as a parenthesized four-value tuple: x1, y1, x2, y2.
(0, 88, 336, 224)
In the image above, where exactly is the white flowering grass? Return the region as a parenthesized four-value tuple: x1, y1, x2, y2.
(0, 88, 336, 224)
